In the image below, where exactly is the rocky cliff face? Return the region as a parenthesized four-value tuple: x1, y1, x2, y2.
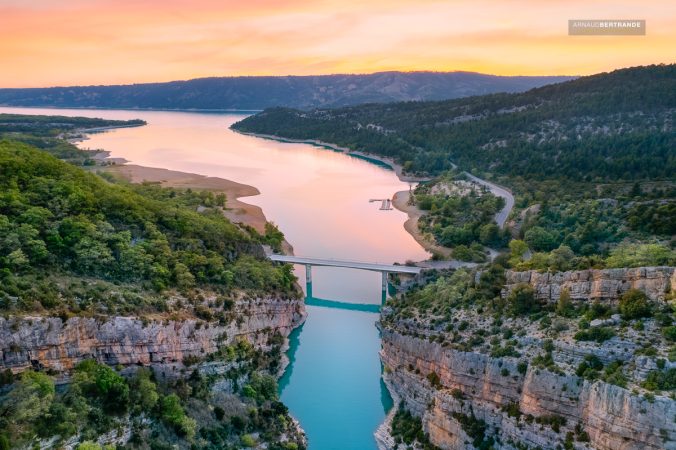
(0, 297, 306, 374)
(380, 329, 675, 450)
(503, 266, 675, 303)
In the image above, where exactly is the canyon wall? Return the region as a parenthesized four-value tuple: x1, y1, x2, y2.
(380, 329, 675, 450)
(502, 266, 675, 303)
(0, 297, 306, 374)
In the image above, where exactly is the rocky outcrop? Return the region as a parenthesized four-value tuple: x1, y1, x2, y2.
(0, 297, 306, 374)
(380, 329, 676, 450)
(503, 266, 675, 303)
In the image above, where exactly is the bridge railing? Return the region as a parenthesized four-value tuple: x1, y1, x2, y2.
(268, 254, 418, 268)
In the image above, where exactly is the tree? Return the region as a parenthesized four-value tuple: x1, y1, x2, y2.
(549, 245, 576, 271)
(479, 223, 500, 247)
(174, 262, 195, 289)
(4, 370, 55, 440)
(524, 227, 557, 252)
(74, 360, 129, 414)
(129, 368, 158, 412)
(7, 249, 28, 270)
(0, 434, 10, 450)
(508, 239, 528, 266)
(556, 288, 575, 317)
(507, 284, 539, 315)
(160, 394, 196, 439)
(619, 289, 651, 320)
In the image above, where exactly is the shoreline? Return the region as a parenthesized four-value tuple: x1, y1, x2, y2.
(391, 189, 453, 258)
(234, 130, 515, 257)
(70, 125, 275, 239)
(234, 130, 431, 183)
(236, 130, 455, 258)
(99, 164, 271, 235)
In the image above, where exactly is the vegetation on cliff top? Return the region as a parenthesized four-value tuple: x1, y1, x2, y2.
(0, 115, 304, 449)
(0, 139, 297, 316)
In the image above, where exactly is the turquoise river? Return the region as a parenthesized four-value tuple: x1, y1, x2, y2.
(0, 107, 430, 449)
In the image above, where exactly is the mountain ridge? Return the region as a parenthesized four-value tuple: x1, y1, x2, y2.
(0, 71, 575, 110)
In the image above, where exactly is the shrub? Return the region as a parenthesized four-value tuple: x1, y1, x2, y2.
(502, 402, 521, 418)
(426, 371, 442, 389)
(507, 284, 540, 315)
(619, 289, 651, 320)
(391, 408, 433, 447)
(556, 289, 575, 317)
(574, 327, 615, 343)
(451, 388, 464, 400)
(641, 368, 676, 391)
(517, 361, 528, 375)
(241, 434, 256, 448)
(662, 326, 676, 342)
(576, 354, 603, 379)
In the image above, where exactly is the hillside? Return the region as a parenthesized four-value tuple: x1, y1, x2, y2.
(232, 64, 674, 182)
(0, 113, 146, 165)
(0, 72, 574, 110)
(0, 119, 306, 450)
(234, 64, 675, 265)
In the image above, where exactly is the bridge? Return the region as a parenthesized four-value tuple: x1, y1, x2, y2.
(267, 254, 421, 301)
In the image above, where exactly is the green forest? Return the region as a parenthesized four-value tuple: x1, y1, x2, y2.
(233, 64, 675, 183)
(0, 140, 297, 316)
(0, 116, 305, 450)
(0, 113, 146, 165)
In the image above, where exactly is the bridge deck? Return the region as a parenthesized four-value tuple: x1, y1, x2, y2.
(268, 254, 421, 274)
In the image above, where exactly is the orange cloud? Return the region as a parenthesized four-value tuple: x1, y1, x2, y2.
(0, 0, 674, 87)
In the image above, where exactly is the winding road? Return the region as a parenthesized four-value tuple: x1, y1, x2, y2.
(463, 172, 515, 228)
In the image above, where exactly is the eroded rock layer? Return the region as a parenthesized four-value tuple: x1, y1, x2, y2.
(0, 297, 306, 373)
(381, 329, 675, 450)
(503, 267, 675, 303)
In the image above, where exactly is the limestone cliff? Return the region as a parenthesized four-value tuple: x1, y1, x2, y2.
(502, 266, 675, 303)
(0, 297, 306, 374)
(380, 329, 675, 450)
(379, 266, 676, 450)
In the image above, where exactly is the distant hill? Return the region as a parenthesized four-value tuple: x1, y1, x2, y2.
(0, 72, 574, 110)
(232, 64, 675, 182)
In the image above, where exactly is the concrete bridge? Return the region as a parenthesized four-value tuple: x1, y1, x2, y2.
(267, 254, 421, 301)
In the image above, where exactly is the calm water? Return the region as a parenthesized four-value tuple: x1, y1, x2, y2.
(0, 107, 429, 449)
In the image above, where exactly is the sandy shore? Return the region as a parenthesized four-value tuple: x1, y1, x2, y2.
(391, 190, 453, 258)
(101, 164, 269, 234)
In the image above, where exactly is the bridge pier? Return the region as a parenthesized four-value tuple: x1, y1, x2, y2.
(266, 254, 421, 303)
(305, 264, 313, 299)
(381, 271, 388, 303)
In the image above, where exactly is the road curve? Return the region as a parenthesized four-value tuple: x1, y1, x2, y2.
(463, 172, 514, 229)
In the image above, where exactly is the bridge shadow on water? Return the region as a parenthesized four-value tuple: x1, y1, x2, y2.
(304, 296, 382, 313)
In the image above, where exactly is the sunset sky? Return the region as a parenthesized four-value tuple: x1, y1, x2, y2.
(0, 0, 674, 87)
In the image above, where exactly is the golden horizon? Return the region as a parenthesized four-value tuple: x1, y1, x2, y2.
(0, 0, 674, 88)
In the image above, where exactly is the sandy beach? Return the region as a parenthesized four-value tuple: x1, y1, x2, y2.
(101, 164, 269, 234)
(391, 189, 453, 258)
